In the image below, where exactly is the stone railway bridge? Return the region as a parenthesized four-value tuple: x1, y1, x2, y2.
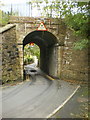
(0, 16, 88, 84)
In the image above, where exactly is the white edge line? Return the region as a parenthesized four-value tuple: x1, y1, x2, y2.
(46, 85, 80, 118)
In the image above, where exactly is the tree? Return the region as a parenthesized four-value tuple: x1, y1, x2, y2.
(64, 2, 89, 50)
(27, 0, 43, 17)
(0, 10, 9, 26)
(0, 1, 8, 26)
(42, 0, 90, 50)
(0, 3, 19, 26)
(24, 44, 40, 65)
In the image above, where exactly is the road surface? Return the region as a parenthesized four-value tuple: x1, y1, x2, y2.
(52, 86, 88, 118)
(1, 66, 79, 118)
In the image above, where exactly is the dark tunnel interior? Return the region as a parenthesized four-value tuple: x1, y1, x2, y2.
(23, 30, 58, 75)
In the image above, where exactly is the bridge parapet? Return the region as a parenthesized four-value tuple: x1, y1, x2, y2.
(9, 16, 66, 46)
(9, 16, 62, 24)
(9, 17, 67, 79)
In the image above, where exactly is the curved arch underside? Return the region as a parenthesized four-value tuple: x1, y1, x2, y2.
(23, 31, 58, 76)
(23, 31, 58, 48)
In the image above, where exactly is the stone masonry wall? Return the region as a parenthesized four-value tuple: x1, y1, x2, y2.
(9, 16, 66, 79)
(0, 31, 2, 84)
(9, 17, 88, 82)
(60, 29, 88, 82)
(1, 24, 22, 84)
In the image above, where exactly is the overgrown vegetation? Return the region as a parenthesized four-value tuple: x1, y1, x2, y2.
(0, 10, 19, 26)
(27, 0, 90, 50)
(0, 1, 19, 26)
(0, 1, 9, 26)
(44, 1, 89, 50)
(64, 2, 89, 50)
(0, 10, 9, 26)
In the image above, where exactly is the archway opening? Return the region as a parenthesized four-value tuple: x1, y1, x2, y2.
(24, 44, 40, 66)
(23, 30, 58, 76)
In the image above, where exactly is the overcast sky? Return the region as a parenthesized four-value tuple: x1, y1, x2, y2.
(0, 0, 89, 4)
(0, 0, 42, 17)
(0, 0, 89, 17)
(0, 0, 30, 4)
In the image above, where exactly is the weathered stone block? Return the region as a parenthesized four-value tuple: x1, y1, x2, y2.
(1, 24, 22, 84)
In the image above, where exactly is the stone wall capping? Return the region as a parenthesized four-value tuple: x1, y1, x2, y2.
(0, 24, 16, 34)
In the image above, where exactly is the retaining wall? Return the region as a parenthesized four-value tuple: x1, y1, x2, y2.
(1, 24, 22, 83)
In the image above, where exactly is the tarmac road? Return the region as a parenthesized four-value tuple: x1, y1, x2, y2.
(52, 85, 88, 118)
(2, 67, 79, 118)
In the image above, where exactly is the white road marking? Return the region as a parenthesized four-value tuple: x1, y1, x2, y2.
(46, 85, 80, 118)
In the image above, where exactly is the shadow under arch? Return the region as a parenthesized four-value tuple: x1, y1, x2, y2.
(23, 30, 58, 76)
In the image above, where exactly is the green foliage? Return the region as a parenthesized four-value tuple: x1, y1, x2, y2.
(24, 45, 33, 65)
(24, 56, 34, 65)
(24, 44, 40, 65)
(29, 45, 40, 60)
(64, 2, 89, 50)
(65, 2, 89, 34)
(73, 39, 89, 50)
(0, 10, 9, 26)
(38, 0, 89, 50)
(0, 10, 19, 26)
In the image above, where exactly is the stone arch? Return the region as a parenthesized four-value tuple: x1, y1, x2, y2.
(23, 30, 58, 76)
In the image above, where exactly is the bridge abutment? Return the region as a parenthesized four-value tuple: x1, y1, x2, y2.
(1, 17, 88, 84)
